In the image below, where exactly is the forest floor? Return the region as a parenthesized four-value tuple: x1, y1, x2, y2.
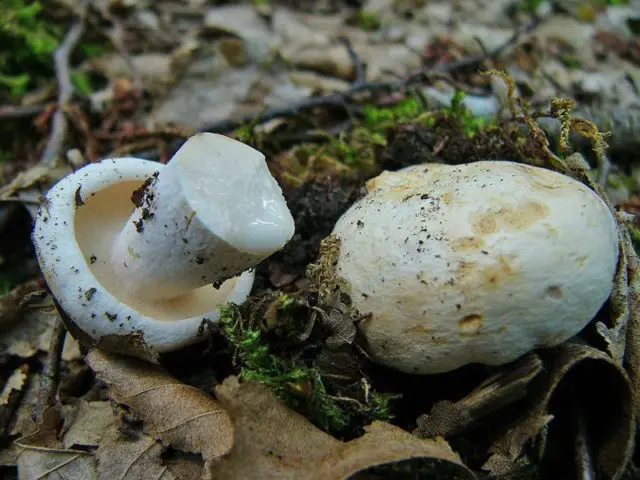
(1, 0, 640, 479)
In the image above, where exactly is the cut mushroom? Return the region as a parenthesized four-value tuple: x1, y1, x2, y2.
(329, 161, 619, 374)
(32, 133, 295, 353)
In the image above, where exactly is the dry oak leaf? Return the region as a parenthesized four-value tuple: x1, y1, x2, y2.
(16, 409, 96, 479)
(209, 376, 478, 480)
(63, 401, 116, 449)
(96, 424, 203, 480)
(86, 349, 234, 463)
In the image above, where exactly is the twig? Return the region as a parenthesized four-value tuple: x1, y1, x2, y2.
(40, 6, 88, 165)
(0, 104, 48, 120)
(338, 36, 367, 87)
(201, 16, 545, 134)
(33, 317, 67, 422)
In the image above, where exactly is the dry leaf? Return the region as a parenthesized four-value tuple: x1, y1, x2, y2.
(85, 349, 234, 463)
(0, 164, 71, 200)
(483, 343, 634, 480)
(0, 279, 43, 328)
(0, 365, 28, 406)
(15, 395, 203, 479)
(0, 372, 41, 467)
(95, 424, 204, 480)
(63, 401, 116, 449)
(414, 354, 543, 439)
(597, 221, 634, 365)
(209, 376, 477, 479)
(619, 226, 640, 422)
(16, 409, 97, 480)
(0, 294, 82, 361)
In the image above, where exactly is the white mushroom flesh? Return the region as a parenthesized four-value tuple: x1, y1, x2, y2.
(110, 133, 295, 300)
(331, 161, 619, 374)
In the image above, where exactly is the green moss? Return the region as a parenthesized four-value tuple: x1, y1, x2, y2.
(517, 0, 544, 13)
(0, 2, 110, 99)
(362, 96, 429, 130)
(630, 224, 640, 255)
(443, 91, 491, 137)
(348, 11, 381, 31)
(0, 0, 61, 97)
(218, 303, 394, 435)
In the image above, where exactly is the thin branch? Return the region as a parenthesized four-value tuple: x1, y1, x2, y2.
(33, 317, 67, 422)
(338, 36, 367, 86)
(0, 104, 48, 120)
(41, 8, 88, 165)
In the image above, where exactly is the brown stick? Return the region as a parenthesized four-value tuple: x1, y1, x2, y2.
(33, 318, 67, 422)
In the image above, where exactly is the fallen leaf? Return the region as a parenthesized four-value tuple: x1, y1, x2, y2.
(204, 4, 275, 64)
(0, 365, 28, 406)
(0, 279, 44, 328)
(96, 424, 204, 480)
(483, 343, 634, 480)
(85, 349, 234, 463)
(0, 372, 41, 467)
(619, 224, 640, 424)
(596, 224, 630, 365)
(15, 409, 96, 480)
(0, 164, 71, 200)
(209, 376, 477, 479)
(414, 354, 543, 439)
(0, 293, 82, 361)
(63, 401, 116, 449)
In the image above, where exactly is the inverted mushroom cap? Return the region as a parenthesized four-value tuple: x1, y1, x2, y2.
(331, 161, 619, 374)
(32, 134, 295, 353)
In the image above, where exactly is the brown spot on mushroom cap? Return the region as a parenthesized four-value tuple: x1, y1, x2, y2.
(546, 285, 563, 298)
(458, 314, 483, 334)
(431, 336, 449, 345)
(404, 324, 436, 335)
(473, 215, 498, 235)
(451, 236, 484, 251)
(477, 255, 516, 289)
(472, 200, 549, 236)
(501, 201, 548, 229)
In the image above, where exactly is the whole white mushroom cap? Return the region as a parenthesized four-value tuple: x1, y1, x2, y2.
(331, 161, 619, 374)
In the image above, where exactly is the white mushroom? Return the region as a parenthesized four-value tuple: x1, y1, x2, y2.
(330, 161, 619, 374)
(32, 133, 295, 352)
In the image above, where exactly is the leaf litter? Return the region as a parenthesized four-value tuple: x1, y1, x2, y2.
(2, 0, 640, 478)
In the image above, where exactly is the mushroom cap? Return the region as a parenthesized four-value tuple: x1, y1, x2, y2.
(331, 161, 619, 374)
(32, 158, 254, 352)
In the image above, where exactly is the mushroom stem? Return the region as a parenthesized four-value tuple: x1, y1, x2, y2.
(109, 133, 295, 301)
